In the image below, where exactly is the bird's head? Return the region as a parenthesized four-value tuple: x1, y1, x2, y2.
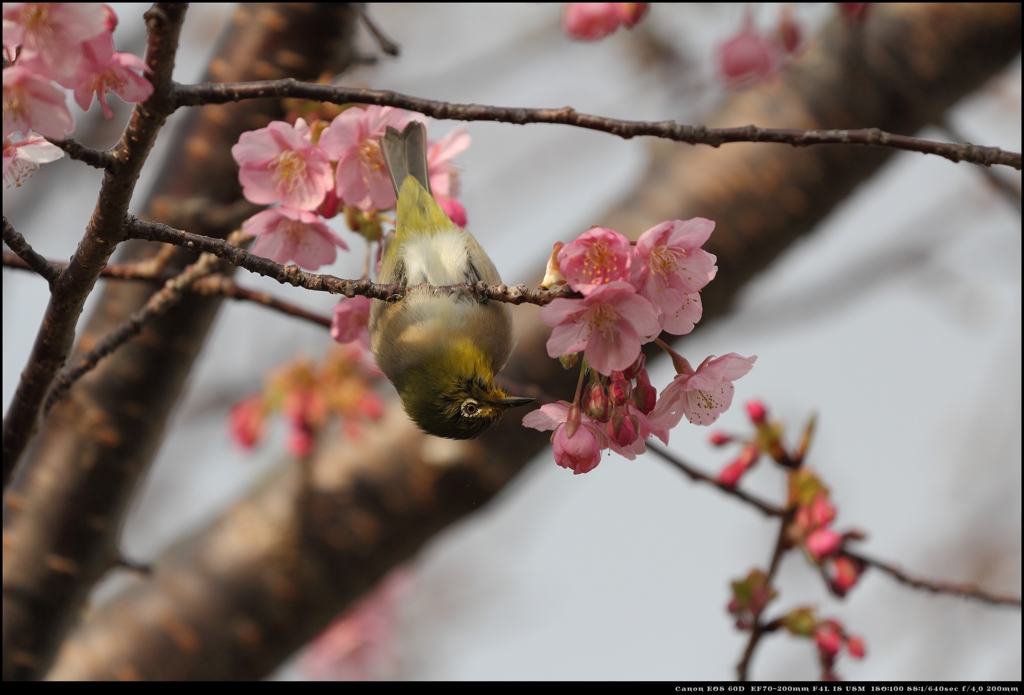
(395, 342, 533, 440)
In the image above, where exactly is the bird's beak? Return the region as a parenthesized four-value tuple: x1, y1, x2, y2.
(497, 396, 535, 409)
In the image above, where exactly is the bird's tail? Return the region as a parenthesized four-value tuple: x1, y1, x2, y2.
(381, 121, 431, 197)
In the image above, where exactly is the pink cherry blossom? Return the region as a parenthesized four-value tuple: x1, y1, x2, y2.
(561, 3, 649, 41)
(3, 135, 63, 187)
(558, 226, 632, 294)
(649, 353, 757, 428)
(331, 295, 371, 349)
(3, 3, 107, 84)
(242, 206, 348, 270)
(717, 24, 779, 86)
(630, 218, 717, 335)
(232, 118, 333, 211)
(73, 33, 152, 119)
(523, 401, 604, 474)
(427, 125, 469, 199)
(542, 280, 661, 376)
(318, 105, 423, 212)
(3, 66, 74, 139)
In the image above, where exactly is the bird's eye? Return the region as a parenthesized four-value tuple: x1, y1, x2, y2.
(461, 399, 480, 417)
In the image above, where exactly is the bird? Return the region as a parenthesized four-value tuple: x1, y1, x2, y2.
(370, 121, 533, 439)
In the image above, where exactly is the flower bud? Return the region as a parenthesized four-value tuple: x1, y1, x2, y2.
(585, 382, 613, 422)
(845, 635, 866, 659)
(565, 403, 582, 440)
(623, 353, 646, 380)
(709, 431, 733, 446)
(559, 352, 579, 370)
(632, 381, 657, 415)
(609, 371, 632, 405)
(746, 399, 767, 424)
(814, 625, 842, 659)
(607, 408, 640, 448)
(540, 241, 567, 289)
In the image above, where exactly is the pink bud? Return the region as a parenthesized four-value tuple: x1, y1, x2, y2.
(607, 409, 640, 448)
(806, 528, 842, 562)
(746, 399, 767, 424)
(585, 382, 613, 423)
(718, 460, 747, 488)
(623, 353, 646, 380)
(632, 381, 657, 415)
(814, 625, 842, 659)
(846, 635, 866, 659)
(566, 403, 582, 440)
(709, 431, 733, 446)
(832, 555, 865, 594)
(229, 397, 265, 450)
(316, 186, 341, 219)
(609, 371, 632, 405)
(776, 5, 802, 55)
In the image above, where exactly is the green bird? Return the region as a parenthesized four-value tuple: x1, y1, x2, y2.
(370, 121, 533, 439)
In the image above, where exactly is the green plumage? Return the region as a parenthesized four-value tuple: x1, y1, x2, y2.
(370, 122, 532, 439)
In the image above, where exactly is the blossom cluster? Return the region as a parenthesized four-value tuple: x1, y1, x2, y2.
(716, 4, 870, 88)
(2, 3, 152, 186)
(231, 105, 470, 272)
(786, 468, 866, 596)
(525, 220, 756, 474)
(781, 608, 866, 681)
(229, 344, 385, 458)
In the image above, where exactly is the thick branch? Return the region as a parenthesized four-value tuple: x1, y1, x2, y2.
(174, 82, 1022, 170)
(1, 3, 187, 489)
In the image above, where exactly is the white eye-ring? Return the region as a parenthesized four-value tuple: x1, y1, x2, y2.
(461, 399, 480, 417)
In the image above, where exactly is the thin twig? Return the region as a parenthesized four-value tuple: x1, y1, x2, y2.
(191, 275, 332, 328)
(646, 442, 783, 517)
(4, 253, 336, 330)
(737, 507, 796, 681)
(354, 4, 400, 56)
(44, 249, 224, 413)
(123, 216, 578, 306)
(843, 549, 1022, 609)
(2, 217, 61, 286)
(171, 80, 1022, 170)
(45, 137, 114, 169)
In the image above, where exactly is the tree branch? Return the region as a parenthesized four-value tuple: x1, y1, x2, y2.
(45, 137, 114, 169)
(172, 80, 1022, 170)
(2, 217, 61, 286)
(123, 217, 578, 306)
(843, 549, 1022, 609)
(1, 3, 188, 490)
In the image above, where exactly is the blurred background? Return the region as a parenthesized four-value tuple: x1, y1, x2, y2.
(3, 3, 1020, 680)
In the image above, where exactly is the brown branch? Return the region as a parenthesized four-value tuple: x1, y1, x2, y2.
(2, 217, 61, 286)
(124, 216, 579, 306)
(172, 81, 1022, 170)
(843, 549, 1022, 609)
(646, 442, 783, 518)
(1, 3, 188, 491)
(737, 506, 796, 681)
(190, 276, 331, 328)
(43, 248, 229, 414)
(4, 253, 333, 329)
(354, 4, 400, 57)
(45, 137, 114, 169)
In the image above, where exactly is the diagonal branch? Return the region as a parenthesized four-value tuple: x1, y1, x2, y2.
(173, 81, 1022, 170)
(2, 217, 61, 286)
(1, 3, 188, 489)
(843, 549, 1022, 609)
